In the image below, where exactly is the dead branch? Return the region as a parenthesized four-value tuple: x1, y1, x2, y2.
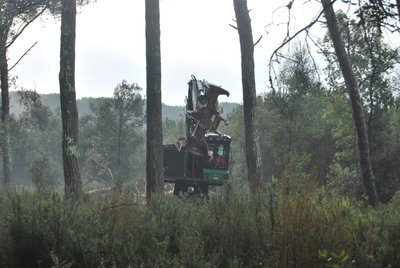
(6, 1, 49, 49)
(91, 158, 114, 182)
(304, 30, 321, 82)
(268, 3, 328, 90)
(84, 176, 112, 188)
(229, 23, 238, 30)
(254, 35, 263, 46)
(134, 180, 146, 196)
(8, 41, 37, 71)
(85, 186, 112, 195)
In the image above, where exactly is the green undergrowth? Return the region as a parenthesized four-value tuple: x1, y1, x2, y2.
(0, 187, 399, 268)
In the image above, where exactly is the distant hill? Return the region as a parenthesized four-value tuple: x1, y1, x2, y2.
(9, 91, 239, 121)
(10, 92, 104, 117)
(218, 102, 238, 116)
(162, 104, 186, 121)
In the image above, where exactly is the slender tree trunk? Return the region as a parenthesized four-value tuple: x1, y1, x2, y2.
(0, 41, 12, 191)
(117, 127, 122, 170)
(59, 0, 82, 200)
(322, 0, 378, 207)
(117, 112, 123, 170)
(145, 0, 164, 202)
(233, 0, 262, 194)
(397, 0, 400, 22)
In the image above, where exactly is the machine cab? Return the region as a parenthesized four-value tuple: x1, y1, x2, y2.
(203, 133, 231, 184)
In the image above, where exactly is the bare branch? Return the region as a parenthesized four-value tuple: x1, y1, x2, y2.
(229, 23, 238, 30)
(91, 158, 114, 182)
(304, 30, 321, 82)
(285, 1, 294, 42)
(254, 35, 263, 46)
(6, 1, 49, 49)
(83, 177, 112, 188)
(268, 4, 327, 90)
(8, 41, 38, 71)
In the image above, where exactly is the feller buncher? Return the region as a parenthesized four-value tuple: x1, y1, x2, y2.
(163, 75, 231, 196)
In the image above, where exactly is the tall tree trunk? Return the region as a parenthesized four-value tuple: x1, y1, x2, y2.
(233, 0, 262, 194)
(0, 41, 12, 191)
(322, 0, 378, 207)
(145, 0, 164, 202)
(59, 0, 82, 200)
(397, 0, 400, 22)
(117, 112, 123, 170)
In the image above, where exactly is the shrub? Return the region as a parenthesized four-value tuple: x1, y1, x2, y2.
(30, 155, 60, 195)
(0, 188, 399, 267)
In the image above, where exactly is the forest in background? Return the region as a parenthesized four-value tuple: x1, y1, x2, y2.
(5, 89, 238, 189)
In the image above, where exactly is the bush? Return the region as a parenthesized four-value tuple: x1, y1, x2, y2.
(0, 188, 399, 267)
(30, 155, 60, 195)
(0, 192, 85, 267)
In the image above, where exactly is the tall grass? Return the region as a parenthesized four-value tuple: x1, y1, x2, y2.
(0, 187, 399, 267)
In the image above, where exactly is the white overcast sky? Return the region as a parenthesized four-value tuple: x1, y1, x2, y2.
(9, 0, 326, 106)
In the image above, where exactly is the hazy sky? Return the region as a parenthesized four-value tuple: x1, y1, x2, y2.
(9, 0, 324, 106)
